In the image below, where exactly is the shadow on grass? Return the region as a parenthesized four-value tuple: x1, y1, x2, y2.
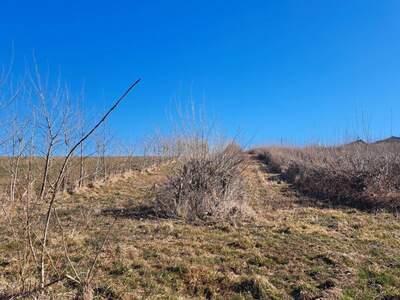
(101, 204, 166, 220)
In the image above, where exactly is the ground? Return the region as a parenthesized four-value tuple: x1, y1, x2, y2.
(1, 155, 400, 299)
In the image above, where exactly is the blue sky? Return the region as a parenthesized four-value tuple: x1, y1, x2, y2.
(1, 0, 400, 146)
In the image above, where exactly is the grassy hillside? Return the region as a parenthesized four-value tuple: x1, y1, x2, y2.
(1, 154, 399, 299)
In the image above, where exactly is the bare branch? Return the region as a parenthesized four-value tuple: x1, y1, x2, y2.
(39, 78, 141, 288)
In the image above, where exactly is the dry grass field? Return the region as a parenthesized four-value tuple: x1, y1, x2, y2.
(0, 156, 156, 192)
(1, 152, 399, 299)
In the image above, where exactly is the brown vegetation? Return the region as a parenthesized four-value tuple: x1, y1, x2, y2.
(155, 142, 249, 221)
(2, 153, 400, 299)
(0, 59, 143, 298)
(252, 141, 400, 211)
(1, 57, 399, 299)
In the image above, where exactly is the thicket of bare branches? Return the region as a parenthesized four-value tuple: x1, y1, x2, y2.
(151, 103, 250, 221)
(0, 54, 141, 298)
(255, 143, 400, 211)
(155, 140, 249, 221)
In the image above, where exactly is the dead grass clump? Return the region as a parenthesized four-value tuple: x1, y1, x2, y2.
(155, 141, 249, 221)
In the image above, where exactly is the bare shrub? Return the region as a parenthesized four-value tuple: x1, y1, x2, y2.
(257, 142, 400, 211)
(155, 139, 249, 221)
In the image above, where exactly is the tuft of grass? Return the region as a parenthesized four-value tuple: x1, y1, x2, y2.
(233, 276, 281, 299)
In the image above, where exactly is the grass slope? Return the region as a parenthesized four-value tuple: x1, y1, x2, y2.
(1, 156, 399, 299)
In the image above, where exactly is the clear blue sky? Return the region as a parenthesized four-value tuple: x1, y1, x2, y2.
(1, 0, 400, 146)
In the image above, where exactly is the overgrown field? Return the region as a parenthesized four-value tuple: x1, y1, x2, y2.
(251, 141, 400, 212)
(1, 153, 399, 299)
